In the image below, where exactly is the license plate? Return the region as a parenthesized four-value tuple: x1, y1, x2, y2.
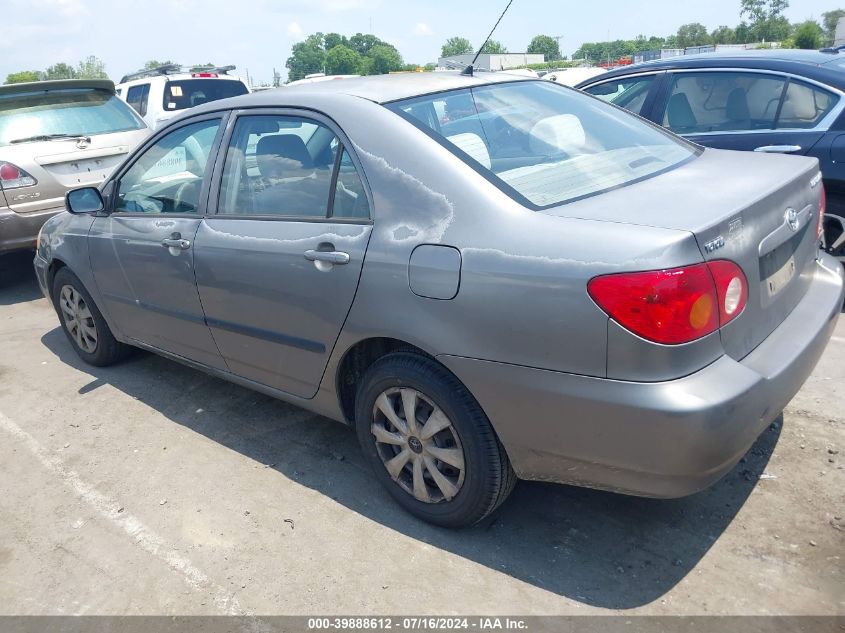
(766, 256, 795, 297)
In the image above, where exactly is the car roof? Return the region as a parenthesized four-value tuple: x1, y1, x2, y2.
(577, 49, 845, 91)
(0, 79, 115, 97)
(194, 71, 533, 110)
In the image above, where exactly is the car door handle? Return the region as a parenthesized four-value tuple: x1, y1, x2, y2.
(753, 145, 802, 154)
(161, 234, 191, 250)
(304, 250, 350, 265)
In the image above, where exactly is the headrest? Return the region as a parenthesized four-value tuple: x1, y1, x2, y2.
(726, 88, 750, 121)
(528, 114, 586, 156)
(666, 93, 697, 130)
(256, 134, 312, 172)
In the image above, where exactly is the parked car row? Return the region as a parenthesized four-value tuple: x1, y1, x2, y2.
(1, 67, 250, 254)
(34, 72, 843, 527)
(0, 79, 150, 254)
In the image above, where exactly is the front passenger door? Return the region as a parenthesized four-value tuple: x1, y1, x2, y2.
(89, 116, 228, 369)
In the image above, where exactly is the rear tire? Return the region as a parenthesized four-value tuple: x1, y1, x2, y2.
(354, 352, 516, 528)
(51, 268, 130, 367)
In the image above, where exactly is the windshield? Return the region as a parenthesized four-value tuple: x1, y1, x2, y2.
(388, 80, 698, 208)
(0, 88, 144, 146)
(163, 79, 248, 111)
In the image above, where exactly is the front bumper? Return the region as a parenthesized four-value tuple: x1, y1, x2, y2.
(0, 206, 63, 255)
(439, 254, 844, 498)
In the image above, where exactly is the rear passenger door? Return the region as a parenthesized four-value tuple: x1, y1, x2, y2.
(193, 111, 373, 399)
(654, 70, 827, 156)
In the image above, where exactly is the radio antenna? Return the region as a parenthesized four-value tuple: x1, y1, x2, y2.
(461, 0, 516, 76)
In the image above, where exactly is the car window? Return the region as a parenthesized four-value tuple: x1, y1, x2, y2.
(583, 76, 656, 115)
(332, 148, 370, 218)
(126, 83, 150, 117)
(218, 115, 340, 217)
(775, 81, 837, 129)
(115, 119, 221, 214)
(163, 79, 248, 111)
(662, 72, 787, 134)
(389, 81, 696, 209)
(0, 88, 144, 147)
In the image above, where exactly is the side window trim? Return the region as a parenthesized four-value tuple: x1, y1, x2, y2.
(207, 107, 373, 223)
(106, 112, 229, 217)
(326, 142, 344, 218)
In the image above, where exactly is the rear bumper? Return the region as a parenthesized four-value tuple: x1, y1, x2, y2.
(0, 206, 63, 255)
(439, 254, 844, 498)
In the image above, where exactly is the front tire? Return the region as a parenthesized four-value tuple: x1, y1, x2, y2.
(51, 268, 130, 367)
(355, 353, 516, 528)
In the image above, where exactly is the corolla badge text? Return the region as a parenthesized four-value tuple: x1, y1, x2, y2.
(704, 236, 726, 253)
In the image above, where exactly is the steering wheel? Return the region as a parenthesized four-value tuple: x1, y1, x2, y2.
(173, 180, 198, 212)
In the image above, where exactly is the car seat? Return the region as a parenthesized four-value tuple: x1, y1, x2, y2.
(666, 93, 698, 133)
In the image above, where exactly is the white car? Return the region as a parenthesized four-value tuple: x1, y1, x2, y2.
(544, 67, 607, 87)
(116, 64, 249, 129)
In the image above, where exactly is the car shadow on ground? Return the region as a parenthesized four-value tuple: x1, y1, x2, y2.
(0, 251, 42, 305)
(36, 324, 783, 610)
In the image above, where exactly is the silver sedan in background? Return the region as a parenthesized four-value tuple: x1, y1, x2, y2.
(34, 73, 844, 527)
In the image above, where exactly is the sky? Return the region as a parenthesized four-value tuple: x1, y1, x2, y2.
(0, 0, 838, 85)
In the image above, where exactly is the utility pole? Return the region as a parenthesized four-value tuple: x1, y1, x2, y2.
(549, 35, 564, 62)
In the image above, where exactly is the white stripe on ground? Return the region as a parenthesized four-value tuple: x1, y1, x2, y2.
(831, 336, 845, 344)
(0, 410, 257, 619)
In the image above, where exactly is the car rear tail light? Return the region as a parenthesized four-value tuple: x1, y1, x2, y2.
(0, 162, 37, 189)
(191, 72, 218, 78)
(587, 260, 747, 345)
(817, 183, 826, 241)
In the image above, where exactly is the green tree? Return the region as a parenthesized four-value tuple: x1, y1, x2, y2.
(286, 33, 326, 81)
(480, 39, 508, 54)
(793, 20, 824, 49)
(441, 36, 473, 57)
(4, 70, 43, 84)
(527, 35, 561, 61)
(325, 44, 362, 75)
(324, 33, 349, 51)
(822, 9, 845, 44)
(76, 55, 108, 79)
(740, 0, 791, 41)
(349, 33, 387, 56)
(368, 44, 403, 74)
(45, 62, 77, 79)
(675, 23, 712, 48)
(144, 59, 177, 70)
(734, 22, 752, 43)
(711, 25, 736, 44)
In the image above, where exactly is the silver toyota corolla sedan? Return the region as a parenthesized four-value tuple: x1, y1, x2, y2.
(33, 72, 844, 527)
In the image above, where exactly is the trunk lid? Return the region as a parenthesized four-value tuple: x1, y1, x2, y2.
(541, 148, 822, 360)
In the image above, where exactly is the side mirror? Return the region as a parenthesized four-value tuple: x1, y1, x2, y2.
(66, 187, 105, 215)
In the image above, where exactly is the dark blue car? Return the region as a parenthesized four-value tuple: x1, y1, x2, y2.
(577, 49, 845, 262)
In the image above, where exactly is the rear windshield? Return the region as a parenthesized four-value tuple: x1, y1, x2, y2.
(0, 88, 143, 146)
(163, 79, 248, 111)
(388, 80, 698, 208)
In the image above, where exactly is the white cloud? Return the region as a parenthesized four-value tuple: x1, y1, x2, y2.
(412, 22, 433, 36)
(287, 21, 304, 38)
